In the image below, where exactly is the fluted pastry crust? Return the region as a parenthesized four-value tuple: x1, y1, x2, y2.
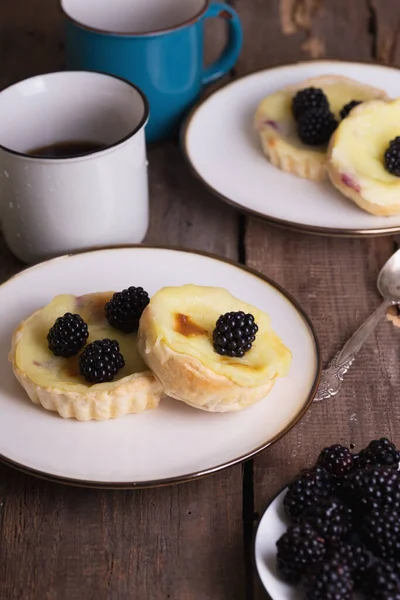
(9, 295, 163, 421)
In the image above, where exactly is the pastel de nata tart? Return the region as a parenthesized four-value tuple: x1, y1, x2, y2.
(9, 292, 163, 421)
(137, 284, 292, 413)
(328, 98, 400, 216)
(254, 75, 388, 181)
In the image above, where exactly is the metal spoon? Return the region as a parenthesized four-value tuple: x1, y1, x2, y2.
(314, 248, 400, 402)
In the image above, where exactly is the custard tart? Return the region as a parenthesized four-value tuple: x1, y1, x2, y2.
(254, 75, 388, 181)
(9, 292, 163, 421)
(138, 284, 292, 412)
(328, 98, 400, 216)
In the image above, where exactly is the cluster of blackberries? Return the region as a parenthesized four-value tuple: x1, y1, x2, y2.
(291, 87, 361, 146)
(47, 286, 149, 383)
(276, 438, 400, 599)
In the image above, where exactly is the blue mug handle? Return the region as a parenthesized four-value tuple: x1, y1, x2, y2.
(202, 2, 243, 85)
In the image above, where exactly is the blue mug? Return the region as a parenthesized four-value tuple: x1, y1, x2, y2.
(61, 0, 243, 143)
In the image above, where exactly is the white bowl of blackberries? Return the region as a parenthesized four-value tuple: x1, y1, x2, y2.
(275, 438, 400, 599)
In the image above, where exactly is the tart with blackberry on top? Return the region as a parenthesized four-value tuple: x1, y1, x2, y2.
(328, 98, 400, 215)
(137, 284, 291, 412)
(254, 75, 388, 181)
(9, 289, 163, 421)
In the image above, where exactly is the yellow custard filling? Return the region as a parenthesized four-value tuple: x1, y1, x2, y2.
(255, 76, 388, 153)
(329, 99, 400, 206)
(145, 284, 292, 387)
(15, 292, 147, 393)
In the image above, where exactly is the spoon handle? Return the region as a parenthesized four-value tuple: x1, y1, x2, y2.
(314, 300, 394, 402)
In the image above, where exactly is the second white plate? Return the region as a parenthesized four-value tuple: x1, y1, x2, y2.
(255, 489, 363, 600)
(183, 60, 400, 237)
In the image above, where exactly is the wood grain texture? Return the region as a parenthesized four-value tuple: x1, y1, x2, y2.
(145, 144, 239, 258)
(235, 0, 372, 74)
(0, 470, 245, 600)
(2, 0, 400, 599)
(370, 0, 400, 65)
(0, 0, 64, 90)
(233, 0, 400, 597)
(0, 2, 244, 600)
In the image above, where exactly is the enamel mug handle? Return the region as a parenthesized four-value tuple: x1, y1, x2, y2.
(202, 2, 243, 85)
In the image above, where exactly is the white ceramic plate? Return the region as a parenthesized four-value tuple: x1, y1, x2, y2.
(0, 246, 320, 488)
(183, 60, 400, 237)
(255, 489, 363, 600)
(255, 489, 295, 600)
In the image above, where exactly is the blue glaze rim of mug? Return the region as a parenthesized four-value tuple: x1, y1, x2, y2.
(0, 70, 150, 162)
(60, 0, 209, 37)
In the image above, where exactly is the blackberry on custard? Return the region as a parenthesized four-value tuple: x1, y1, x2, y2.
(79, 339, 125, 384)
(276, 523, 326, 583)
(105, 286, 150, 333)
(213, 311, 258, 358)
(385, 137, 400, 177)
(297, 108, 338, 146)
(340, 100, 362, 120)
(47, 312, 88, 358)
(292, 87, 329, 121)
(283, 467, 333, 522)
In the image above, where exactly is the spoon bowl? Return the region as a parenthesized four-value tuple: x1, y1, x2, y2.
(378, 248, 400, 301)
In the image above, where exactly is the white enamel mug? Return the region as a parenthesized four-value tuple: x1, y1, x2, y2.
(0, 71, 149, 263)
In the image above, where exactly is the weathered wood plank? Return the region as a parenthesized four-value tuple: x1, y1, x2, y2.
(0, 2, 245, 600)
(232, 0, 400, 597)
(145, 144, 239, 258)
(370, 0, 400, 66)
(0, 470, 245, 600)
(235, 0, 372, 74)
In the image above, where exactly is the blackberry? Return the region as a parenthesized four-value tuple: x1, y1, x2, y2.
(105, 286, 150, 333)
(385, 137, 400, 177)
(340, 100, 362, 120)
(363, 561, 400, 600)
(361, 508, 400, 559)
(355, 437, 400, 470)
(297, 108, 338, 146)
(317, 444, 354, 477)
(276, 523, 326, 583)
(284, 467, 333, 522)
(390, 558, 400, 573)
(292, 87, 329, 121)
(47, 313, 89, 358)
(343, 466, 400, 512)
(212, 311, 258, 358)
(304, 561, 354, 600)
(299, 497, 352, 544)
(328, 543, 370, 583)
(79, 339, 124, 384)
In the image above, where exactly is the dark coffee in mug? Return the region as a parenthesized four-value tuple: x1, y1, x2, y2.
(28, 140, 107, 158)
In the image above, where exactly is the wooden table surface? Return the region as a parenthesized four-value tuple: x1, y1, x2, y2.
(1, 1, 400, 599)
